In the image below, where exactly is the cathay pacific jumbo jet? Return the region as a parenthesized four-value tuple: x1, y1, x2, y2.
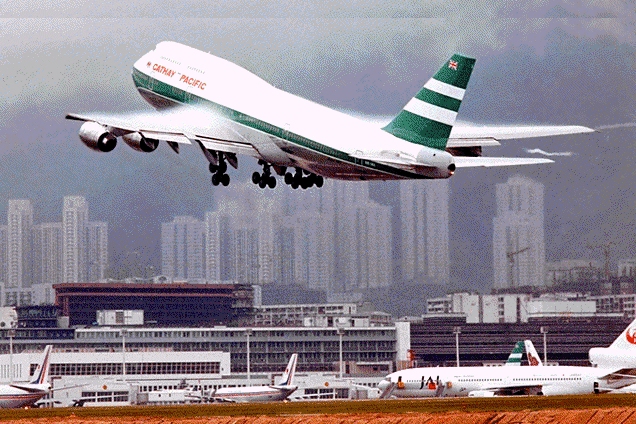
(66, 41, 593, 189)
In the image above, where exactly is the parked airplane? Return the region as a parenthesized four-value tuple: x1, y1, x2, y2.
(0, 345, 52, 408)
(66, 41, 593, 190)
(524, 340, 544, 366)
(504, 341, 525, 366)
(210, 353, 298, 402)
(589, 318, 636, 369)
(377, 323, 636, 398)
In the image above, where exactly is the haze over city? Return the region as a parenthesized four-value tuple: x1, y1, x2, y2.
(0, 4, 634, 309)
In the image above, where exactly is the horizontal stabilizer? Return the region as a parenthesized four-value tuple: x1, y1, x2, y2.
(454, 156, 553, 168)
(450, 125, 594, 140)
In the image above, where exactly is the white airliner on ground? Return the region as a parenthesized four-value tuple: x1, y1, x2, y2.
(0, 345, 52, 408)
(66, 41, 593, 189)
(210, 353, 298, 402)
(377, 320, 636, 398)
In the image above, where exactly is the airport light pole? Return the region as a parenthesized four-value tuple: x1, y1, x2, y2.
(453, 326, 461, 367)
(121, 328, 128, 382)
(540, 326, 548, 365)
(336, 326, 345, 379)
(245, 329, 253, 384)
(8, 328, 15, 384)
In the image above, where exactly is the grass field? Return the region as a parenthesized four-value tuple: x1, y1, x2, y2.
(1, 394, 636, 421)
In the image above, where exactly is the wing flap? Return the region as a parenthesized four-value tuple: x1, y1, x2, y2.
(454, 156, 553, 168)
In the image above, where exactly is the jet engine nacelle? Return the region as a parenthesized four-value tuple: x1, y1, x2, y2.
(78, 121, 117, 152)
(416, 147, 456, 178)
(122, 132, 159, 153)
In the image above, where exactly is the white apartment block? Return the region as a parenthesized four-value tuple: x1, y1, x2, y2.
(619, 259, 636, 278)
(493, 175, 546, 290)
(62, 196, 88, 283)
(0, 225, 7, 285)
(86, 221, 108, 282)
(400, 180, 450, 286)
(161, 216, 205, 282)
(7, 199, 33, 290)
(33, 223, 63, 286)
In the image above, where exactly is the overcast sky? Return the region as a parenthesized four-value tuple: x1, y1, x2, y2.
(0, 3, 634, 293)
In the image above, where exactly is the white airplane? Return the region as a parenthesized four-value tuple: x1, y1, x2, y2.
(377, 321, 636, 398)
(589, 318, 636, 369)
(66, 41, 593, 190)
(210, 353, 298, 402)
(0, 345, 52, 408)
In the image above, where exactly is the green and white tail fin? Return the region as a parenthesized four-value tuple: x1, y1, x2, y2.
(524, 340, 543, 366)
(383, 54, 475, 150)
(504, 341, 525, 366)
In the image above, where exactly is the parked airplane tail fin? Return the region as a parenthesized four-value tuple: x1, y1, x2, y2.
(382, 54, 475, 150)
(504, 341, 524, 366)
(278, 353, 298, 387)
(524, 340, 543, 366)
(29, 345, 53, 385)
(608, 318, 636, 350)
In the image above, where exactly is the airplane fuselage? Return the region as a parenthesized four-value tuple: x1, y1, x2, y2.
(131, 41, 454, 181)
(212, 385, 297, 403)
(0, 385, 48, 408)
(379, 366, 612, 397)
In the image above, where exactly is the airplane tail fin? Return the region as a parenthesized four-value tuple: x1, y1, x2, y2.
(277, 353, 298, 387)
(382, 54, 475, 150)
(608, 318, 636, 350)
(29, 345, 53, 385)
(524, 340, 543, 366)
(504, 341, 524, 366)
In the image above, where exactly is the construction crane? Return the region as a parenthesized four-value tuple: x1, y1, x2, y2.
(507, 247, 530, 288)
(587, 242, 614, 280)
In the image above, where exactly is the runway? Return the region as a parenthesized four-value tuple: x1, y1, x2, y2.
(2, 395, 636, 423)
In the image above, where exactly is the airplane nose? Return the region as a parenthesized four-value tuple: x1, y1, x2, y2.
(377, 380, 389, 391)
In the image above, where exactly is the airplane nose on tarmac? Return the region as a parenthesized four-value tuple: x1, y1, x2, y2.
(377, 380, 389, 391)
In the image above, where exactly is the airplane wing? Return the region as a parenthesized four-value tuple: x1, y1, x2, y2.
(453, 156, 554, 168)
(66, 110, 260, 158)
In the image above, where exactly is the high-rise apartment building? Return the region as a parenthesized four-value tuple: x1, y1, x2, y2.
(62, 196, 88, 283)
(400, 180, 450, 286)
(161, 216, 205, 282)
(0, 225, 7, 284)
(33, 223, 63, 286)
(7, 199, 33, 289)
(493, 175, 546, 289)
(86, 221, 108, 282)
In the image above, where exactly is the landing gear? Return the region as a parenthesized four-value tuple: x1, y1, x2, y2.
(210, 153, 230, 187)
(252, 160, 277, 189)
(284, 167, 323, 189)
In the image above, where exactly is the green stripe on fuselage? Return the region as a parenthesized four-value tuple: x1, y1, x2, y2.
(132, 69, 428, 180)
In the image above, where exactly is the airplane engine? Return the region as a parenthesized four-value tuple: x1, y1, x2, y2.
(122, 132, 159, 153)
(540, 385, 587, 396)
(78, 121, 117, 152)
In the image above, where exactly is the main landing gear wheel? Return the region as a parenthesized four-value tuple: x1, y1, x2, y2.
(209, 154, 230, 187)
(285, 167, 323, 189)
(253, 161, 277, 189)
